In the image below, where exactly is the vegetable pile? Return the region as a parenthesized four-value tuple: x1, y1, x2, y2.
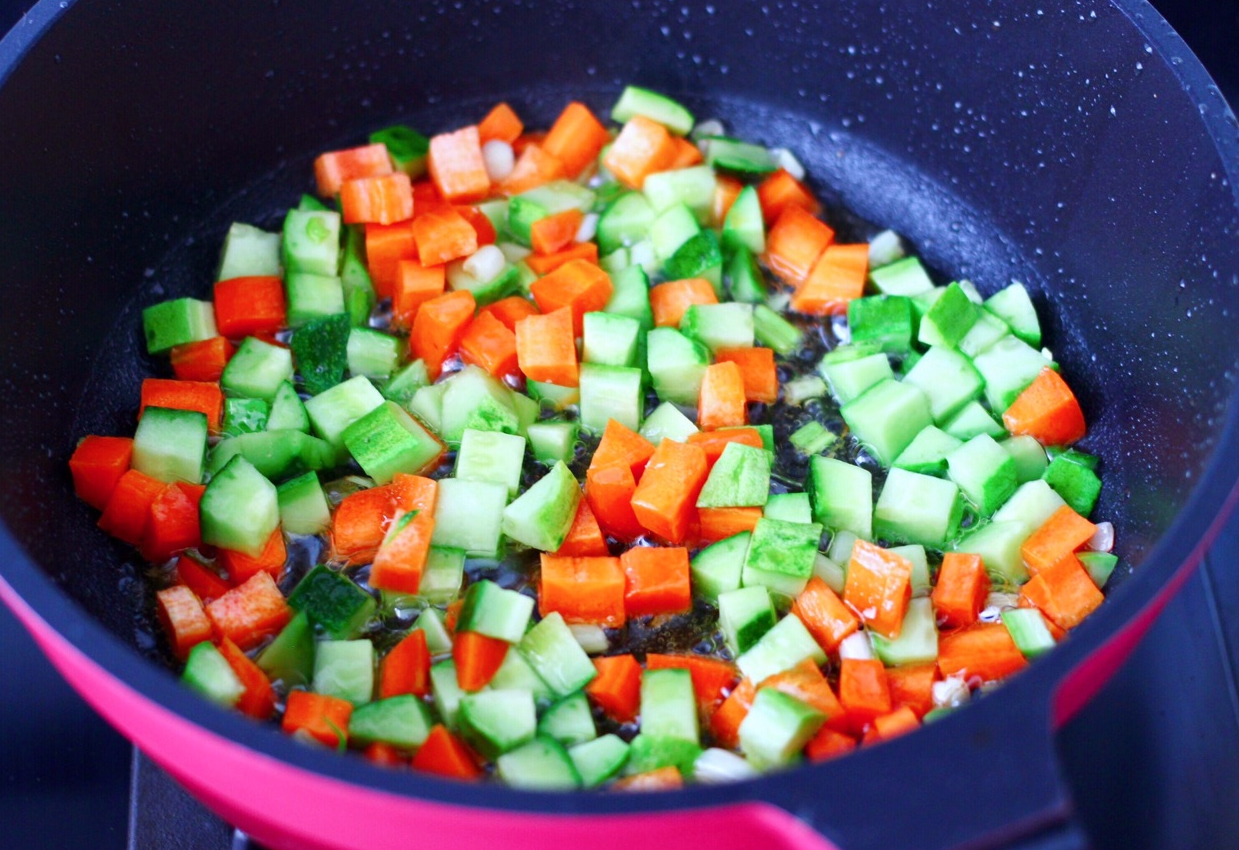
(68, 85, 1117, 790)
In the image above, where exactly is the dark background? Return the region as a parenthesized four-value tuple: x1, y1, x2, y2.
(0, 1, 1237, 848)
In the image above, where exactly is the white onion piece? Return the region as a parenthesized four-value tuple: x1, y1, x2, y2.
(694, 749, 759, 784)
(837, 631, 874, 661)
(769, 147, 805, 181)
(868, 229, 905, 268)
(496, 241, 531, 264)
(481, 139, 515, 182)
(575, 212, 599, 244)
(462, 244, 506, 284)
(1087, 521, 1115, 553)
(568, 623, 609, 655)
(831, 314, 852, 344)
(691, 118, 725, 140)
(932, 676, 971, 708)
(986, 592, 1020, 609)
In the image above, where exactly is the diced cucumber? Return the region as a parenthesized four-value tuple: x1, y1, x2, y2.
(518, 612, 596, 698)
(501, 461, 581, 552)
(813, 552, 847, 594)
(256, 611, 315, 687)
(206, 430, 334, 482)
(648, 202, 702, 261)
(346, 328, 401, 381)
(411, 547, 465, 604)
(702, 137, 776, 175)
(893, 426, 963, 477)
(382, 360, 429, 407)
(431, 478, 508, 557)
(942, 400, 1006, 441)
(902, 346, 984, 424)
(680, 302, 755, 353)
(285, 273, 346, 328)
(217, 222, 281, 282)
(992, 480, 1068, 538)
(641, 667, 698, 742)
(579, 363, 644, 434)
(639, 401, 699, 444)
(455, 429, 527, 499)
(569, 734, 630, 788)
(611, 86, 694, 135)
(693, 748, 760, 784)
(313, 639, 375, 705)
(349, 695, 434, 749)
(841, 378, 932, 466)
(527, 421, 579, 466)
(646, 327, 710, 406)
(488, 646, 554, 705)
(869, 256, 934, 297)
(516, 180, 595, 215)
(370, 125, 430, 177)
(496, 736, 582, 790)
(951, 520, 1031, 587)
(605, 264, 654, 330)
(409, 383, 446, 433)
(291, 313, 351, 396)
(415, 608, 454, 656)
(807, 456, 872, 539)
(820, 350, 894, 406)
(947, 434, 1019, 517)
(440, 366, 520, 446)
(753, 304, 804, 355)
(973, 335, 1052, 413)
(691, 532, 750, 601)
(182, 642, 244, 708)
(221, 337, 295, 401)
(985, 282, 1040, 348)
(917, 282, 978, 348)
(889, 543, 931, 597)
(1042, 452, 1101, 517)
(697, 442, 771, 508)
(827, 530, 859, 565)
(200, 455, 279, 557)
(727, 245, 769, 304)
(343, 401, 442, 485)
(287, 564, 377, 639)
(664, 230, 724, 294)
(527, 379, 581, 412)
(597, 192, 658, 255)
(736, 614, 826, 685)
(958, 309, 1011, 358)
(283, 209, 341, 277)
(870, 597, 939, 666)
(1001, 608, 1056, 659)
(789, 421, 836, 456)
(644, 166, 716, 225)
(276, 471, 331, 535)
(722, 185, 766, 254)
(1078, 551, 1118, 589)
(429, 660, 467, 729)
(304, 374, 385, 453)
(133, 406, 208, 485)
(538, 692, 597, 747)
(719, 585, 777, 656)
(341, 225, 377, 328)
(872, 467, 964, 548)
(848, 295, 916, 354)
(142, 298, 218, 354)
(625, 735, 703, 777)
(508, 388, 540, 439)
(457, 579, 535, 644)
(459, 689, 538, 760)
(738, 688, 825, 769)
(741, 518, 822, 599)
(223, 397, 269, 437)
(583, 312, 642, 368)
(765, 492, 813, 524)
(267, 381, 310, 433)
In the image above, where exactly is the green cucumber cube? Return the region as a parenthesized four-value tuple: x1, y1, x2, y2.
(870, 597, 939, 666)
(625, 735, 703, 777)
(848, 295, 916, 354)
(697, 442, 771, 508)
(951, 520, 1031, 587)
(646, 327, 709, 406)
(1003, 435, 1049, 484)
(992, 480, 1068, 538)
(691, 532, 750, 601)
(583, 311, 642, 368)
(133, 406, 208, 484)
(341, 225, 377, 328)
(764, 492, 813, 524)
(496, 736, 582, 790)
(807, 456, 872, 538)
(282, 209, 341, 277)
(417, 547, 466, 604)
(569, 734, 630, 788)
(256, 611, 315, 687)
(579, 364, 644, 434)
(487, 646, 554, 704)
(526, 379, 580, 412)
(221, 337, 295, 401)
(440, 366, 520, 446)
(872, 467, 964, 548)
(285, 273, 345, 328)
(291, 313, 351, 396)
(741, 518, 823, 599)
(1042, 453, 1102, 517)
(942, 400, 1006, 441)
(973, 335, 1052, 413)
(346, 328, 401, 380)
(508, 388, 539, 438)
(182, 642, 244, 708)
(641, 667, 698, 742)
(917, 282, 978, 348)
(142, 298, 217, 354)
(455, 429, 527, 498)
(893, 426, 963, 477)
(718, 585, 777, 656)
(349, 695, 434, 749)
(947, 434, 1019, 517)
(868, 256, 934, 297)
(680, 302, 755, 353)
(702, 137, 776, 176)
(200, 455, 279, 557)
(611, 86, 695, 135)
(820, 351, 894, 405)
(517, 612, 596, 698)
(538, 692, 597, 747)
(958, 309, 1012, 358)
(457, 579, 535, 644)
(507, 196, 551, 246)
(527, 421, 580, 466)
(276, 471, 331, 535)
(753, 304, 804, 356)
(727, 245, 769, 305)
(738, 688, 825, 769)
(789, 421, 836, 456)
(597, 192, 657, 255)
(501, 461, 581, 552)
(304, 375, 385, 454)
(644, 166, 716, 224)
(414, 609, 454, 656)
(604, 264, 654, 330)
(459, 689, 538, 760)
(1078, 551, 1118, 589)
(429, 660, 467, 729)
(313, 639, 375, 705)
(985, 282, 1040, 348)
(902, 346, 984, 424)
(431, 478, 508, 557)
(664, 230, 724, 294)
(382, 360, 429, 406)
(722, 185, 766, 254)
(206, 430, 334, 483)
(841, 378, 932, 467)
(370, 125, 430, 177)
(217, 222, 281, 282)
(639, 401, 699, 444)
(408, 383, 446, 433)
(1001, 608, 1056, 659)
(342, 401, 443, 485)
(223, 397, 269, 437)
(735, 614, 826, 688)
(287, 564, 377, 639)
(648, 202, 702, 261)
(267, 382, 310, 433)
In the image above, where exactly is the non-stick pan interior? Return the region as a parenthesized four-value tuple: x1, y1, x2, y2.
(1, 0, 1237, 707)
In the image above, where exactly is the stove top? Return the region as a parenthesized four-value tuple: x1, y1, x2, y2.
(1, 1, 1237, 849)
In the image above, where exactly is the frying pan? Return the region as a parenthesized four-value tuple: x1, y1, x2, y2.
(2, 1, 1238, 848)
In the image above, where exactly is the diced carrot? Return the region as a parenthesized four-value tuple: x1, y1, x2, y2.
(204, 571, 292, 651)
(515, 307, 578, 386)
(411, 724, 483, 780)
(331, 484, 395, 565)
(523, 241, 600, 276)
(283, 690, 354, 748)
(410, 289, 477, 380)
(529, 259, 613, 335)
(97, 468, 165, 545)
(218, 528, 286, 585)
(613, 766, 684, 791)
(456, 204, 497, 246)
(791, 576, 860, 654)
(838, 658, 892, 728)
(931, 552, 991, 628)
(1018, 554, 1104, 631)
(458, 310, 520, 379)
(171, 336, 234, 382)
(698, 361, 748, 430)
(175, 554, 231, 604)
(314, 143, 393, 196)
(603, 115, 679, 189)
(339, 172, 414, 225)
(805, 726, 858, 762)
(213, 276, 286, 339)
(757, 168, 820, 224)
(791, 244, 869, 315)
(411, 206, 479, 266)
(1002, 367, 1087, 447)
(589, 419, 656, 480)
(765, 205, 834, 287)
(530, 208, 585, 256)
(670, 136, 705, 169)
(1022, 505, 1097, 577)
(541, 101, 610, 179)
(142, 482, 205, 564)
(621, 546, 692, 617)
(714, 347, 778, 404)
(843, 540, 913, 639)
(380, 629, 431, 699)
(586, 654, 642, 722)
(392, 259, 447, 328)
(156, 585, 213, 660)
(630, 439, 709, 544)
(390, 473, 439, 515)
(69, 435, 133, 510)
(217, 636, 276, 720)
(477, 295, 540, 332)
(554, 499, 609, 557)
(710, 678, 755, 749)
(139, 378, 223, 434)
(649, 278, 718, 327)
(647, 653, 738, 710)
(412, 179, 448, 215)
(365, 221, 418, 300)
(539, 553, 626, 627)
(713, 175, 744, 224)
(697, 506, 762, 543)
(886, 663, 937, 718)
(478, 102, 524, 145)
(364, 742, 405, 766)
(760, 659, 845, 729)
(513, 132, 545, 154)
(427, 125, 490, 204)
(585, 464, 645, 541)
(452, 630, 510, 692)
(685, 427, 765, 467)
(865, 705, 921, 744)
(937, 622, 1028, 683)
(370, 511, 436, 595)
(497, 143, 566, 196)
